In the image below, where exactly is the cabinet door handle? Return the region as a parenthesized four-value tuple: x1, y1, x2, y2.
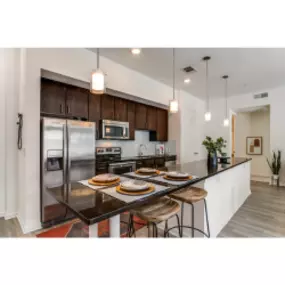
(66, 105, 70, 114)
(60, 104, 63, 113)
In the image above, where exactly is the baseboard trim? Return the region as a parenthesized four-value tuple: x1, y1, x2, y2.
(251, 174, 270, 184)
(16, 214, 42, 235)
(4, 212, 17, 220)
(0, 212, 5, 218)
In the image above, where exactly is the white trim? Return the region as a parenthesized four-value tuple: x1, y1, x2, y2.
(0, 212, 5, 218)
(4, 212, 17, 220)
(16, 214, 42, 235)
(251, 174, 271, 184)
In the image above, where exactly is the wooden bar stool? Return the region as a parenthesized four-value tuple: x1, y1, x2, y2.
(128, 197, 181, 238)
(167, 187, 210, 238)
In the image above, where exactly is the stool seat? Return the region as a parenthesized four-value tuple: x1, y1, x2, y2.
(131, 197, 180, 223)
(169, 187, 207, 204)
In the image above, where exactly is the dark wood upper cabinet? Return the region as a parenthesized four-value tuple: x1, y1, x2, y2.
(41, 78, 66, 116)
(88, 93, 101, 134)
(135, 103, 147, 130)
(114, 98, 128, 122)
(65, 85, 89, 119)
(146, 106, 157, 131)
(156, 108, 168, 141)
(101, 95, 115, 120)
(127, 101, 136, 140)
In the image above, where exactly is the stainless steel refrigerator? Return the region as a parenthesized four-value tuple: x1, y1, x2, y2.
(40, 117, 96, 227)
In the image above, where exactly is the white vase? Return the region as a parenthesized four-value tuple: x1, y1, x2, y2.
(273, 174, 279, 180)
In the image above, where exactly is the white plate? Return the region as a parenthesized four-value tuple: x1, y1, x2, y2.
(120, 180, 150, 191)
(137, 168, 157, 173)
(166, 171, 189, 178)
(92, 174, 119, 182)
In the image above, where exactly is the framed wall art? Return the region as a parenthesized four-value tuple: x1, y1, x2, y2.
(246, 136, 262, 155)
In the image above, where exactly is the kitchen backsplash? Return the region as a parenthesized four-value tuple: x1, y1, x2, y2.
(96, 130, 176, 157)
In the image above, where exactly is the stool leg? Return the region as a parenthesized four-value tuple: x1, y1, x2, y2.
(175, 214, 181, 238)
(180, 202, 184, 237)
(127, 214, 132, 237)
(190, 202, 194, 238)
(153, 223, 158, 238)
(204, 199, 210, 238)
(164, 220, 169, 237)
(131, 214, 136, 238)
(147, 223, 151, 237)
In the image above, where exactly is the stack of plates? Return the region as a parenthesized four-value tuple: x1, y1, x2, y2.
(164, 171, 192, 181)
(88, 174, 120, 186)
(136, 167, 159, 175)
(116, 180, 155, 196)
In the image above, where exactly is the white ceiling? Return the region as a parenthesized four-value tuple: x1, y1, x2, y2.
(88, 48, 285, 100)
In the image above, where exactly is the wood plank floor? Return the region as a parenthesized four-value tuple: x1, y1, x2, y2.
(219, 181, 285, 237)
(1, 181, 285, 238)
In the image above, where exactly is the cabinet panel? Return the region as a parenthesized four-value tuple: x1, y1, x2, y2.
(135, 103, 147, 130)
(146, 106, 157, 131)
(114, 98, 128, 122)
(41, 78, 66, 116)
(157, 108, 168, 141)
(66, 85, 89, 119)
(101, 95, 115, 120)
(89, 93, 101, 137)
(127, 101, 136, 140)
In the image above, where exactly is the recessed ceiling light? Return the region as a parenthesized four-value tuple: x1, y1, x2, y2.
(184, 78, 191, 84)
(131, 48, 141, 55)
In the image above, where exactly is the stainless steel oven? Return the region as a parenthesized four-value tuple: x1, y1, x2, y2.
(108, 161, 136, 175)
(100, 120, 129, 140)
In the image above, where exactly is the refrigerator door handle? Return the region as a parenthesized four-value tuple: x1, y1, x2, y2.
(63, 123, 67, 194)
(66, 122, 71, 193)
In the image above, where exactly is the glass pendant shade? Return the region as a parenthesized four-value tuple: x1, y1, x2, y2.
(205, 111, 211, 121)
(90, 69, 105, 95)
(223, 118, 229, 127)
(169, 99, 179, 113)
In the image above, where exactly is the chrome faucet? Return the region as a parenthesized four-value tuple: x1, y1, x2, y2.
(138, 144, 147, 156)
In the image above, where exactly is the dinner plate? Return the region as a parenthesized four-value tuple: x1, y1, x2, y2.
(120, 180, 150, 191)
(137, 167, 157, 174)
(92, 173, 119, 183)
(166, 171, 190, 178)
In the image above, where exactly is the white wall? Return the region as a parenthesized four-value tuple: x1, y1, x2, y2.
(14, 48, 204, 233)
(235, 112, 251, 157)
(250, 109, 270, 180)
(0, 49, 20, 219)
(0, 49, 6, 217)
(179, 90, 207, 163)
(206, 85, 285, 183)
(235, 109, 270, 181)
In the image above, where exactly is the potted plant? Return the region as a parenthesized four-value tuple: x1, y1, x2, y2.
(202, 136, 227, 167)
(267, 150, 281, 183)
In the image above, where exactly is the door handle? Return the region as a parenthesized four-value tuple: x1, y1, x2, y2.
(66, 105, 70, 114)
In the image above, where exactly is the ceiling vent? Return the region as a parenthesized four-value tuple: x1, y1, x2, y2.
(182, 65, 196, 73)
(253, 92, 268, 99)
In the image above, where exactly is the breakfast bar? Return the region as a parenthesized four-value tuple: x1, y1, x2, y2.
(47, 157, 251, 238)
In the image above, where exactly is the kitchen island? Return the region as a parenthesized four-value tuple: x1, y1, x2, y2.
(47, 157, 251, 238)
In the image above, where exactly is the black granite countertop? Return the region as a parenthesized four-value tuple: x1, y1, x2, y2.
(47, 157, 251, 225)
(117, 154, 177, 162)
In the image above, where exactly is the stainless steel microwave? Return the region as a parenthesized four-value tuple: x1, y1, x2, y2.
(100, 120, 130, 140)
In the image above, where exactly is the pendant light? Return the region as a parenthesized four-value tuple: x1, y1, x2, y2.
(203, 56, 211, 121)
(222, 75, 229, 127)
(169, 48, 179, 113)
(90, 48, 105, 95)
